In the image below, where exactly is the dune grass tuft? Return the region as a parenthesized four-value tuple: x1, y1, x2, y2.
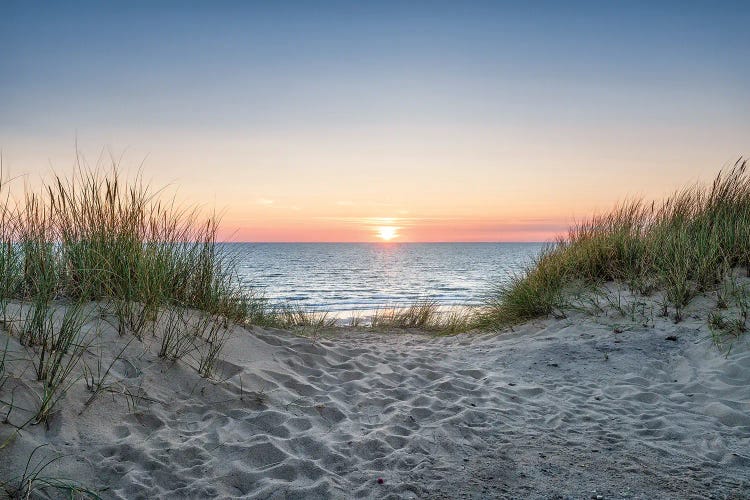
(271, 305, 338, 332)
(370, 300, 477, 334)
(1, 444, 101, 499)
(0, 166, 255, 325)
(0, 162, 271, 434)
(480, 159, 750, 327)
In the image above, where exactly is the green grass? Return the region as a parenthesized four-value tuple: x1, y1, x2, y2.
(0, 164, 273, 435)
(254, 300, 478, 336)
(1, 444, 101, 499)
(0, 336, 7, 395)
(480, 159, 750, 327)
(271, 305, 338, 331)
(0, 167, 255, 324)
(369, 300, 476, 334)
(708, 276, 750, 353)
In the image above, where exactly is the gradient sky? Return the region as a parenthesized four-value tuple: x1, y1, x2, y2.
(2, 1, 749, 242)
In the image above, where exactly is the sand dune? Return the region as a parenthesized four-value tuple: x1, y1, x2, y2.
(1, 298, 749, 499)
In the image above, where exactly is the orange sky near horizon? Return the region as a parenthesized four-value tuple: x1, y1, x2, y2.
(217, 215, 570, 243)
(2, 143, 747, 243)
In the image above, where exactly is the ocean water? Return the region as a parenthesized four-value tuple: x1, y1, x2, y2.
(225, 243, 544, 314)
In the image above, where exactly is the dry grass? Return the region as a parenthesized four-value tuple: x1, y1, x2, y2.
(480, 160, 750, 327)
(0, 161, 271, 436)
(370, 300, 477, 334)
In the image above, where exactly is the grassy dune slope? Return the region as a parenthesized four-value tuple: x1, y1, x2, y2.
(481, 159, 750, 327)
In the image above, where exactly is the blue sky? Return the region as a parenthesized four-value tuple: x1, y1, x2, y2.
(4, 1, 748, 132)
(2, 1, 749, 241)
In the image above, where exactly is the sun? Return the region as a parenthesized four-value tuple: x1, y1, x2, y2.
(376, 226, 398, 241)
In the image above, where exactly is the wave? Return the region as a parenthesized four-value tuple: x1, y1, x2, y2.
(225, 242, 543, 314)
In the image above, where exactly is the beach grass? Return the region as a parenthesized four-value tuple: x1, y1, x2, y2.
(255, 300, 479, 335)
(0, 444, 101, 499)
(369, 300, 477, 334)
(0, 167, 252, 324)
(707, 275, 750, 353)
(0, 164, 269, 435)
(271, 305, 338, 331)
(479, 159, 750, 328)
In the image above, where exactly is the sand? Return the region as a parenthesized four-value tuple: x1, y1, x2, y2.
(1, 293, 749, 499)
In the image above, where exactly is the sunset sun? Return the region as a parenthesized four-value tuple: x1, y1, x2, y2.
(376, 226, 398, 241)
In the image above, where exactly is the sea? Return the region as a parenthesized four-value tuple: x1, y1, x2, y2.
(224, 243, 544, 316)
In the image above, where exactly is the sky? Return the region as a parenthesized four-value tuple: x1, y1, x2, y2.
(2, 1, 749, 242)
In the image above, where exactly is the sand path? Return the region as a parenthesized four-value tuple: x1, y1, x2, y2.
(2, 310, 749, 499)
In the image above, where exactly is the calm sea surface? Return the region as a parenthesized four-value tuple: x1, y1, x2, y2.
(223, 243, 544, 313)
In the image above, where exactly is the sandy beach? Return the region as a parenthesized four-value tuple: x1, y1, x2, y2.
(4, 0, 750, 497)
(1, 290, 748, 499)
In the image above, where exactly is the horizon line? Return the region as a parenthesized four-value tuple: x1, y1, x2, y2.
(217, 240, 551, 244)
